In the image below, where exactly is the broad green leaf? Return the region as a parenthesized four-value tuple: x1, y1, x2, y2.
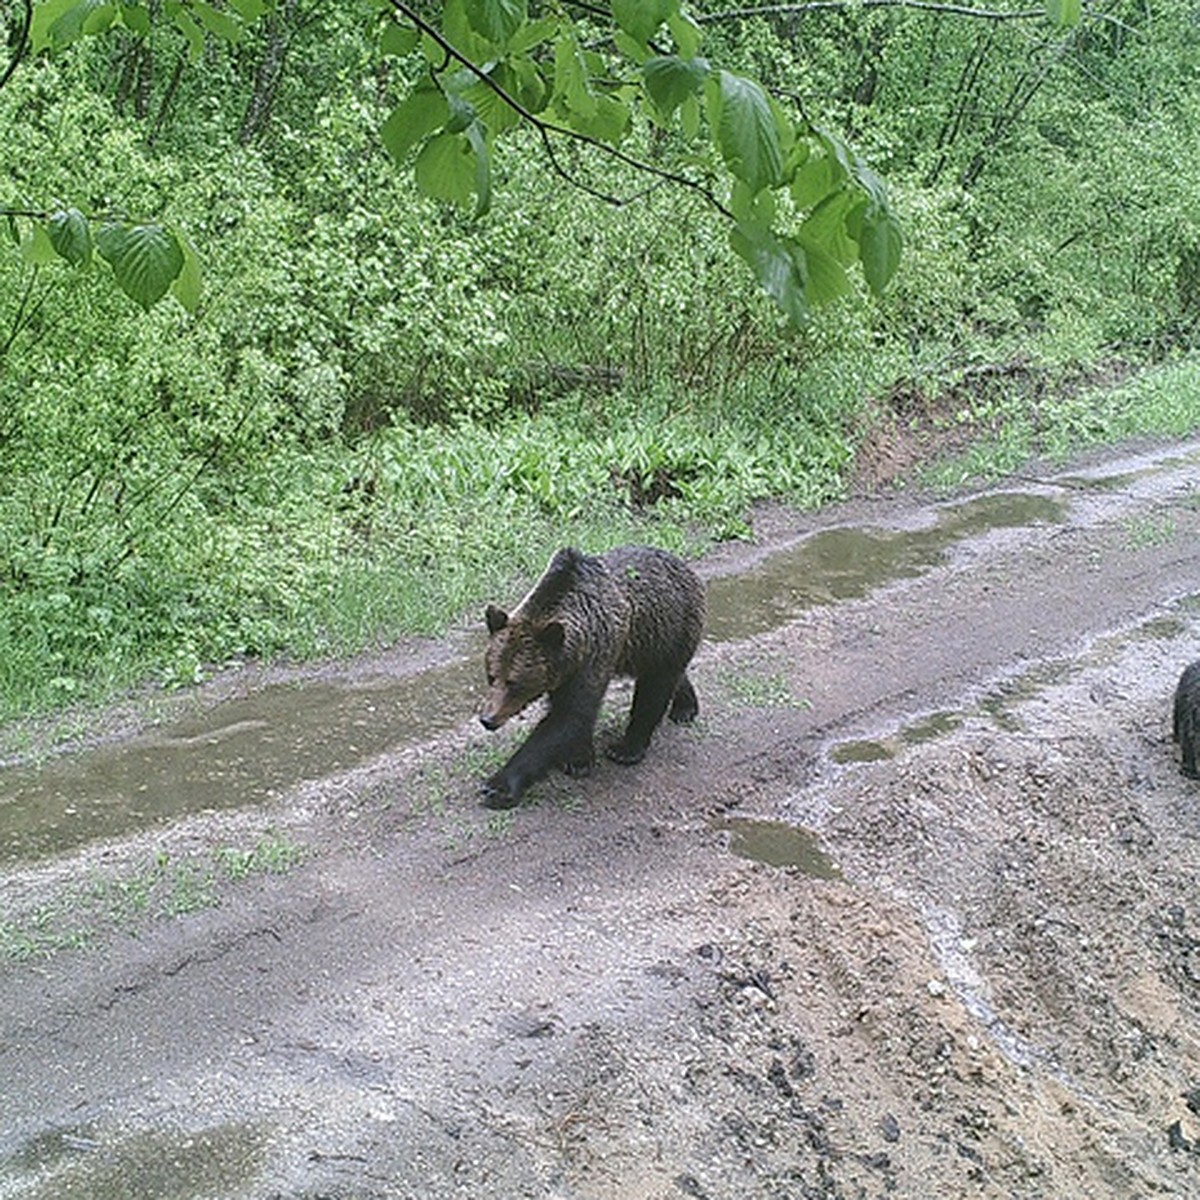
(730, 224, 809, 326)
(791, 154, 841, 209)
(31, 0, 77, 51)
(509, 14, 558, 54)
(708, 71, 783, 194)
(169, 228, 204, 312)
(794, 235, 851, 305)
(415, 132, 476, 209)
(463, 0, 526, 46)
(80, 1, 115, 35)
(858, 206, 903, 295)
(21, 224, 58, 267)
(96, 223, 185, 311)
(642, 55, 709, 120)
(614, 31, 648, 65)
(1046, 0, 1082, 26)
(729, 179, 775, 226)
(227, 0, 269, 20)
(381, 82, 450, 163)
(119, 2, 152, 36)
(680, 93, 700, 140)
(553, 32, 596, 119)
(612, 0, 673, 47)
(466, 122, 492, 218)
(39, 0, 115, 50)
(511, 57, 548, 112)
(444, 92, 477, 135)
(667, 10, 702, 57)
(191, 0, 242, 41)
(849, 160, 888, 210)
(380, 22, 419, 56)
(171, 7, 205, 60)
(48, 208, 92, 266)
(464, 64, 529, 135)
(568, 94, 631, 145)
(442, 0, 494, 61)
(800, 190, 860, 265)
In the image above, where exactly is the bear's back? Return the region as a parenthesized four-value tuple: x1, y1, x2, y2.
(600, 546, 705, 676)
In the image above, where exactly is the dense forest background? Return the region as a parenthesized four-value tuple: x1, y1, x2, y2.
(1, 0, 1198, 721)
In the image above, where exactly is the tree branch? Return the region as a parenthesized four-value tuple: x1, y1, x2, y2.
(696, 1, 1134, 29)
(1, 0, 33, 92)
(385, 1, 734, 219)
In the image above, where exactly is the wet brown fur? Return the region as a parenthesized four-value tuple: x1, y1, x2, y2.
(1173, 658, 1200, 779)
(479, 546, 704, 807)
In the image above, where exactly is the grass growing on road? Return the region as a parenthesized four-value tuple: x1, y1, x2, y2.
(0, 833, 305, 962)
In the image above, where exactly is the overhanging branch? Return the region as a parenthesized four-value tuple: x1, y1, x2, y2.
(385, 1, 734, 219)
(697, 1, 1135, 30)
(1, 0, 34, 92)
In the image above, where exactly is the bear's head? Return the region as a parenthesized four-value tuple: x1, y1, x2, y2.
(479, 605, 567, 730)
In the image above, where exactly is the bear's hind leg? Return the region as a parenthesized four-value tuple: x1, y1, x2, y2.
(608, 672, 678, 765)
(1183, 710, 1200, 779)
(668, 674, 699, 724)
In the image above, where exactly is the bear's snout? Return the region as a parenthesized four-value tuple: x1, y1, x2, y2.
(479, 712, 503, 731)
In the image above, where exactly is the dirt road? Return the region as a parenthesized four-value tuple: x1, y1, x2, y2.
(3, 438, 1200, 1199)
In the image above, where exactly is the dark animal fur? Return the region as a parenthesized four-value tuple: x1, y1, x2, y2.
(478, 545, 705, 807)
(1173, 659, 1200, 779)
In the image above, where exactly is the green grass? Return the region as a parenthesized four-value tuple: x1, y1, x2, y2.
(716, 662, 812, 709)
(4, 352, 1200, 729)
(1124, 513, 1177, 550)
(0, 833, 306, 962)
(922, 360, 1200, 489)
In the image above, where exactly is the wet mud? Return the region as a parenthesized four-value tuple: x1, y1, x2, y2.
(0, 656, 481, 864)
(1, 491, 1065, 865)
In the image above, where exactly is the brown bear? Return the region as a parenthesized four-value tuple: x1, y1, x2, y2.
(478, 545, 705, 808)
(1173, 658, 1200, 778)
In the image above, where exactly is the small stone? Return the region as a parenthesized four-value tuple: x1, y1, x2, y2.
(927, 979, 947, 997)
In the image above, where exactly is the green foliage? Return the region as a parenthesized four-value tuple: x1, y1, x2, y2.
(0, 0, 1198, 728)
(922, 361, 1200, 489)
(0, 833, 305, 960)
(382, 0, 902, 322)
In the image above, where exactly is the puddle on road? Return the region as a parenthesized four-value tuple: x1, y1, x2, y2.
(712, 816, 842, 879)
(830, 665, 1080, 764)
(975, 661, 1079, 732)
(1057, 472, 1142, 492)
(831, 711, 963, 764)
(829, 598, 1200, 767)
(0, 491, 1071, 867)
(0, 655, 483, 865)
(1056, 446, 1200, 494)
(3, 1122, 267, 1200)
(706, 492, 1066, 640)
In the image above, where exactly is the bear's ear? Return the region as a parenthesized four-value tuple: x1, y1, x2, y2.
(535, 621, 566, 652)
(485, 605, 509, 634)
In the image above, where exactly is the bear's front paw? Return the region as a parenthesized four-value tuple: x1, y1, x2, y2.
(562, 757, 594, 778)
(605, 739, 646, 766)
(481, 774, 521, 809)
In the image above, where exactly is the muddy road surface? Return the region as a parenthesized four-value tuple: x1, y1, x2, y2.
(3, 439, 1200, 1199)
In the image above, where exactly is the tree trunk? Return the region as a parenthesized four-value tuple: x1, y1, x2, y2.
(238, 0, 299, 146)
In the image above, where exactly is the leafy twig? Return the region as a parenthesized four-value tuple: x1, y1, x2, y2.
(384, 1, 734, 218)
(0, 0, 33, 92)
